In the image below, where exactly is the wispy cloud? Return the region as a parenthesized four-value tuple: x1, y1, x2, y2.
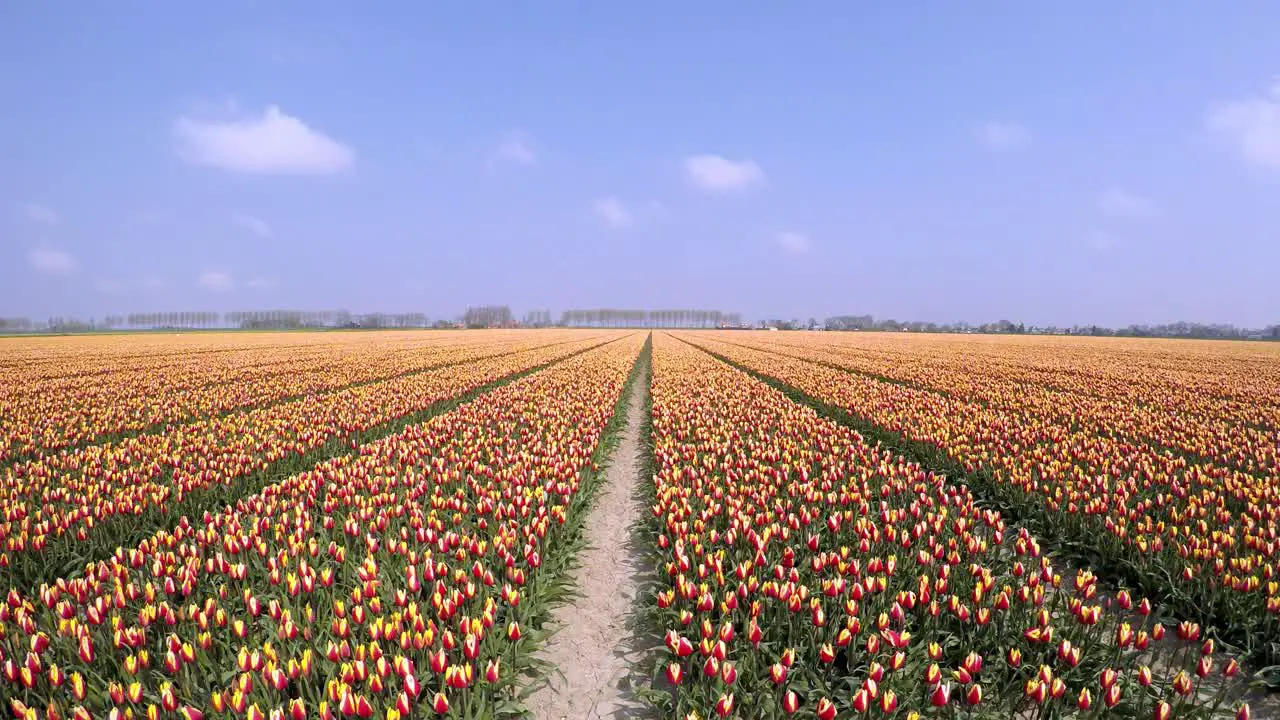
(231, 212, 273, 237)
(1084, 229, 1123, 253)
(776, 231, 811, 255)
(246, 276, 278, 290)
(174, 105, 354, 175)
(684, 154, 766, 193)
(1098, 188, 1157, 220)
(592, 196, 634, 229)
(24, 202, 59, 226)
(27, 246, 77, 275)
(198, 270, 234, 292)
(488, 133, 537, 167)
(1206, 81, 1280, 170)
(974, 121, 1031, 151)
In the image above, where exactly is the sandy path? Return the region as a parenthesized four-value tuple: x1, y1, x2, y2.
(527, 360, 652, 720)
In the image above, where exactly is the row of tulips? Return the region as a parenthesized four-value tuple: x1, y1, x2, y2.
(0, 329, 441, 384)
(0, 331, 574, 463)
(681, 335, 1280, 669)
(774, 333, 1279, 429)
(715, 333, 1278, 479)
(645, 334, 1253, 719)
(1, 333, 646, 719)
(0, 333, 619, 590)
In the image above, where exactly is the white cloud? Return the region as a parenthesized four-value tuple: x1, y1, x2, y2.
(1206, 82, 1280, 170)
(198, 271, 234, 292)
(174, 105, 354, 175)
(231, 212, 272, 237)
(1098, 188, 1157, 219)
(1084, 230, 1122, 253)
(489, 133, 537, 167)
(684, 154, 766, 193)
(27, 246, 76, 275)
(246, 276, 277, 289)
(975, 121, 1030, 150)
(24, 203, 59, 226)
(592, 196, 633, 229)
(776, 231, 811, 255)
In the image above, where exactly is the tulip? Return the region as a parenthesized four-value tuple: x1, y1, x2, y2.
(852, 688, 870, 713)
(714, 694, 734, 718)
(1025, 680, 1047, 704)
(1173, 670, 1194, 696)
(431, 693, 449, 714)
(815, 698, 836, 720)
(77, 637, 94, 664)
(930, 683, 951, 707)
(1104, 683, 1122, 708)
(818, 643, 836, 663)
(1078, 688, 1093, 710)
(703, 656, 720, 678)
(1197, 656, 1214, 678)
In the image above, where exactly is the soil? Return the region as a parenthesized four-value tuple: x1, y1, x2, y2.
(526, 363, 656, 720)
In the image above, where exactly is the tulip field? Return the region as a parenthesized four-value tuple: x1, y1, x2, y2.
(0, 329, 1275, 719)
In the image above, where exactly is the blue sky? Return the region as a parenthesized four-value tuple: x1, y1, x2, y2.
(3, 2, 1279, 327)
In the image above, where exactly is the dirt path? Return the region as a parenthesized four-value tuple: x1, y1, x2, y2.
(527, 361, 652, 720)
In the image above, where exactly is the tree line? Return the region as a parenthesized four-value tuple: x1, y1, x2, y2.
(3, 309, 1275, 340)
(820, 315, 1280, 340)
(0, 310, 435, 333)
(560, 309, 744, 328)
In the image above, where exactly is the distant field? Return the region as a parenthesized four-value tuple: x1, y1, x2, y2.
(1, 329, 1274, 718)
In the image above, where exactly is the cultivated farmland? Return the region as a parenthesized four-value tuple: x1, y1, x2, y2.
(0, 329, 1275, 719)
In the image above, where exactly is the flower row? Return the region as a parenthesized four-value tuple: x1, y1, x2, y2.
(721, 333, 1279, 478)
(2, 333, 645, 719)
(686, 334, 1280, 666)
(0, 334, 617, 589)
(0, 331, 578, 462)
(646, 334, 1251, 718)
